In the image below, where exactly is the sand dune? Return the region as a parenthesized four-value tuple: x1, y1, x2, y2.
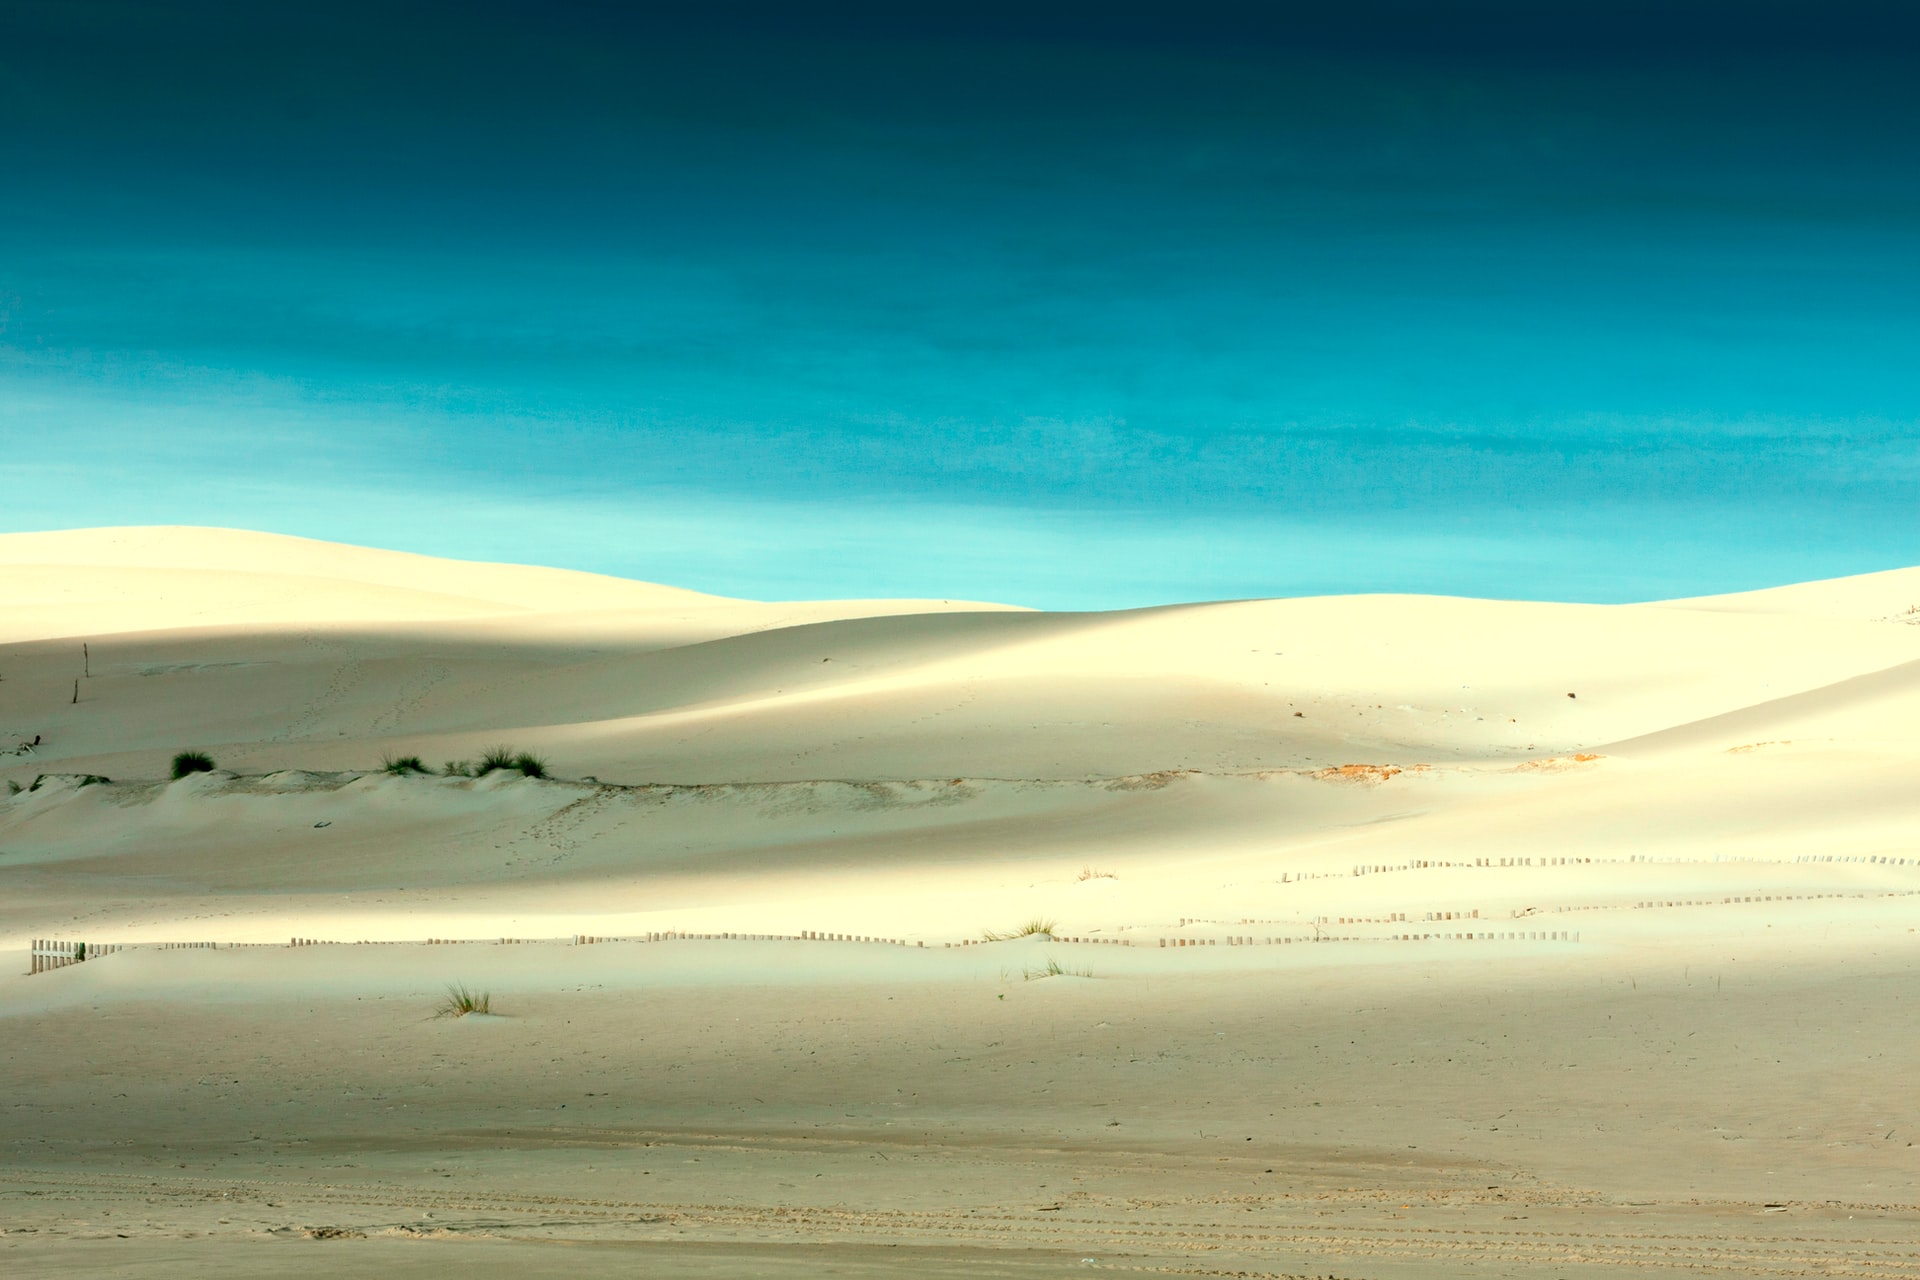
(3, 528, 1918, 1278)
(6, 536, 1916, 787)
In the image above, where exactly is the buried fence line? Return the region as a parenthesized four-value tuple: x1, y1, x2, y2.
(1546, 887, 1920, 915)
(23, 926, 1577, 974)
(24, 930, 922, 974)
(28, 884, 1919, 974)
(1350, 853, 1916, 878)
(1155, 931, 1578, 947)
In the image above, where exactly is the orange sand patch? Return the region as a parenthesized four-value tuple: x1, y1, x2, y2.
(1515, 752, 1603, 772)
(1313, 763, 1403, 783)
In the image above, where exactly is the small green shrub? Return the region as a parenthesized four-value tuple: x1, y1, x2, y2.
(382, 754, 427, 775)
(437, 983, 491, 1017)
(443, 760, 473, 777)
(171, 751, 216, 779)
(510, 751, 547, 779)
(5, 780, 20, 796)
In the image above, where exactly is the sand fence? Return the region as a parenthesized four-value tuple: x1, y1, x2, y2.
(29, 939, 121, 975)
(24, 865, 1916, 973)
(24, 930, 926, 975)
(25, 925, 1585, 975)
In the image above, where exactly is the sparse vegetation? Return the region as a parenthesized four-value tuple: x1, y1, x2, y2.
(477, 745, 518, 774)
(983, 917, 1057, 942)
(6, 780, 20, 796)
(382, 754, 427, 775)
(170, 750, 216, 779)
(441, 750, 549, 779)
(437, 983, 491, 1017)
(1077, 867, 1117, 881)
(476, 745, 548, 778)
(1022, 955, 1090, 981)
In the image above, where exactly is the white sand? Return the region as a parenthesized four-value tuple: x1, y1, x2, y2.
(3, 526, 1918, 1277)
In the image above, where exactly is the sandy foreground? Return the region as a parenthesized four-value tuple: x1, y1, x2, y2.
(2, 526, 1918, 1278)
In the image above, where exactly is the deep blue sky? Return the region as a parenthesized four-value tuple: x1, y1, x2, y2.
(3, 1, 1917, 605)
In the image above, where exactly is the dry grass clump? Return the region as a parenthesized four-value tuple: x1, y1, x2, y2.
(382, 754, 427, 775)
(436, 983, 491, 1017)
(1077, 867, 1117, 881)
(983, 917, 1056, 942)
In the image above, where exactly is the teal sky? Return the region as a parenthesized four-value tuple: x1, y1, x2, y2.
(3, 2, 1917, 605)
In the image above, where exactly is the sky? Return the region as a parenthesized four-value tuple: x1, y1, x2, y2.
(2, 0, 1917, 607)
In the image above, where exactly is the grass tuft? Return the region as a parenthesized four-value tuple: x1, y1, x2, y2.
(382, 754, 427, 775)
(442, 760, 473, 777)
(475, 745, 548, 778)
(982, 917, 1057, 942)
(476, 745, 519, 774)
(437, 983, 491, 1017)
(170, 750, 216, 780)
(1077, 867, 1117, 881)
(1022, 955, 1091, 981)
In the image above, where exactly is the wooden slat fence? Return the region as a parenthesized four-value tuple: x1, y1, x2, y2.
(30, 939, 121, 975)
